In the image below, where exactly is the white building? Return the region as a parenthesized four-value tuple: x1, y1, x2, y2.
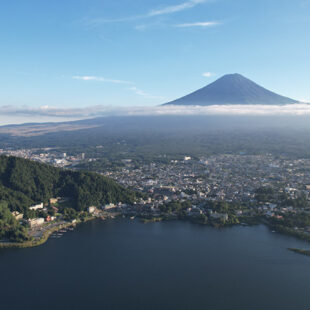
(29, 203, 44, 211)
(28, 218, 45, 228)
(12, 211, 23, 220)
(103, 203, 116, 210)
(88, 206, 96, 214)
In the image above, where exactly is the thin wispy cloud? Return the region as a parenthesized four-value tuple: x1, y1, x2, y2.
(135, 20, 218, 31)
(148, 0, 206, 17)
(175, 21, 219, 27)
(134, 24, 149, 31)
(128, 87, 166, 100)
(134, 21, 165, 31)
(73, 75, 133, 85)
(73, 76, 163, 100)
(82, 16, 143, 27)
(83, 0, 208, 26)
(202, 72, 214, 77)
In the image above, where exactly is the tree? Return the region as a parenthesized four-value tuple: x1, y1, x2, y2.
(63, 208, 78, 221)
(0, 201, 28, 242)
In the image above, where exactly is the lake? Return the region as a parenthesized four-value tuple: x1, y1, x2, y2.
(1, 219, 310, 310)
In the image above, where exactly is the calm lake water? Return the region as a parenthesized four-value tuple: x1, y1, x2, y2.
(1, 219, 310, 310)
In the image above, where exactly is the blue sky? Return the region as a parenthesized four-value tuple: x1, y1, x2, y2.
(0, 0, 309, 114)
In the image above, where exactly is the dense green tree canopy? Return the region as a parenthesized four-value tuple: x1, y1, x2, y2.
(0, 155, 138, 213)
(0, 201, 28, 242)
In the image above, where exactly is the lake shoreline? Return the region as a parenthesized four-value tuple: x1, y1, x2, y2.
(2, 214, 310, 251)
(0, 217, 96, 249)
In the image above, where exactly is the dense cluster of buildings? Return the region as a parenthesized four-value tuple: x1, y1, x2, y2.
(103, 155, 310, 220)
(0, 148, 85, 167)
(4, 147, 310, 228)
(12, 200, 59, 228)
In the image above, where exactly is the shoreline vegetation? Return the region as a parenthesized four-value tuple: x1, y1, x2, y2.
(288, 248, 310, 257)
(0, 222, 74, 249)
(134, 215, 310, 258)
(2, 214, 310, 252)
(0, 216, 95, 249)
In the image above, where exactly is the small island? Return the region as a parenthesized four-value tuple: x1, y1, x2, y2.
(288, 248, 310, 257)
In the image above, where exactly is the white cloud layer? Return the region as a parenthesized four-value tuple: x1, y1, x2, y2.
(1, 104, 310, 123)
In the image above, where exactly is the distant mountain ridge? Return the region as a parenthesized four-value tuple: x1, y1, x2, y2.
(163, 73, 299, 106)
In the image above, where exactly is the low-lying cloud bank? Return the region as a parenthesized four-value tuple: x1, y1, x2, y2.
(1, 104, 310, 120)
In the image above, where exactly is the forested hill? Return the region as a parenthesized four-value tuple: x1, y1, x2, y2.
(0, 155, 137, 214)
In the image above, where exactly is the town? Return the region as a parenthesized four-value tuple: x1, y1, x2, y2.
(0, 147, 85, 167)
(103, 154, 310, 229)
(2, 147, 310, 241)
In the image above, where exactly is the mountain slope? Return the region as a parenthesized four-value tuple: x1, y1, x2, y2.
(164, 73, 298, 106)
(0, 155, 137, 213)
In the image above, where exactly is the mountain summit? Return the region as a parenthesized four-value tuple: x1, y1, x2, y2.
(163, 74, 298, 106)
